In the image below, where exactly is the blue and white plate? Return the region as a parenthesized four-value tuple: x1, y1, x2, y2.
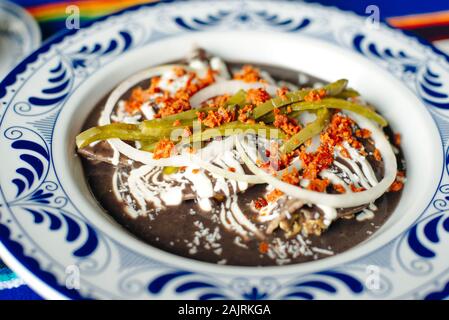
(1, 0, 449, 300)
(0, 0, 41, 81)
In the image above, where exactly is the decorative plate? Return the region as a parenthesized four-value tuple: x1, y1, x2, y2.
(0, 0, 41, 80)
(1, 0, 449, 300)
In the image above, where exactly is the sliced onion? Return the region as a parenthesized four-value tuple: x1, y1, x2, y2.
(190, 154, 265, 184)
(187, 136, 264, 183)
(189, 80, 278, 108)
(236, 112, 397, 208)
(99, 64, 200, 166)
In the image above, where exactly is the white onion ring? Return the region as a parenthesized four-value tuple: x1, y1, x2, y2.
(236, 112, 397, 208)
(189, 80, 278, 108)
(191, 154, 265, 184)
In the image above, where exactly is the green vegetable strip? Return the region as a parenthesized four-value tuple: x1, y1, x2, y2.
(160, 108, 210, 122)
(259, 110, 304, 123)
(140, 118, 197, 134)
(258, 90, 358, 123)
(252, 79, 348, 119)
(225, 89, 247, 108)
(76, 119, 191, 149)
(290, 98, 387, 127)
(162, 166, 179, 175)
(190, 121, 286, 143)
(76, 80, 383, 153)
(139, 140, 158, 152)
(280, 108, 330, 154)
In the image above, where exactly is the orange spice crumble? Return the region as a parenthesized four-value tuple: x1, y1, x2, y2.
(198, 106, 236, 128)
(125, 67, 216, 118)
(308, 178, 329, 192)
(273, 109, 301, 137)
(303, 88, 326, 102)
(394, 133, 401, 146)
(266, 189, 284, 202)
(258, 242, 269, 254)
(246, 88, 271, 106)
(355, 128, 371, 139)
(390, 171, 405, 192)
(350, 184, 366, 193)
(333, 184, 346, 194)
(276, 87, 290, 100)
(373, 148, 382, 161)
(281, 167, 300, 185)
(233, 65, 265, 83)
(237, 104, 254, 123)
(254, 197, 268, 210)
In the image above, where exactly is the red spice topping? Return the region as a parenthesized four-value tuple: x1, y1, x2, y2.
(254, 197, 268, 210)
(389, 171, 405, 192)
(228, 167, 236, 173)
(183, 126, 192, 137)
(298, 113, 367, 181)
(333, 184, 346, 194)
(152, 139, 175, 159)
(246, 88, 271, 106)
(173, 66, 187, 77)
(389, 181, 404, 192)
(281, 167, 300, 185)
(308, 178, 329, 192)
(258, 242, 269, 254)
(207, 94, 230, 108)
(172, 119, 181, 126)
(125, 87, 152, 114)
(300, 144, 334, 180)
(304, 88, 326, 102)
(339, 146, 351, 159)
(237, 104, 254, 123)
(350, 184, 366, 193)
(394, 133, 401, 146)
(266, 189, 284, 202)
(273, 112, 301, 137)
(373, 148, 382, 161)
(355, 128, 371, 139)
(265, 149, 271, 157)
(276, 87, 290, 101)
(199, 106, 236, 128)
(153, 68, 216, 118)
